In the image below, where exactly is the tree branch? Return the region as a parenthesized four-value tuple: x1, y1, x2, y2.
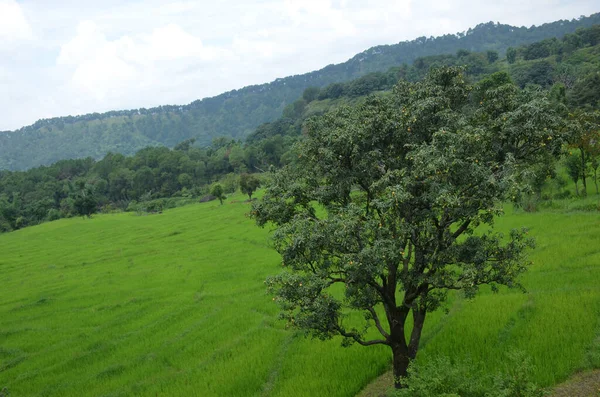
(452, 219, 471, 240)
(337, 327, 390, 346)
(367, 307, 390, 340)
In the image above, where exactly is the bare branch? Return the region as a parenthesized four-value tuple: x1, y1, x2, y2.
(367, 307, 390, 340)
(452, 219, 471, 240)
(337, 327, 390, 346)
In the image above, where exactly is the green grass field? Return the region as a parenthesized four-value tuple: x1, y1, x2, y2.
(0, 193, 599, 396)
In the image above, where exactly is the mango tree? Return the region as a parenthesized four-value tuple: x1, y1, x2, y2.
(252, 68, 565, 388)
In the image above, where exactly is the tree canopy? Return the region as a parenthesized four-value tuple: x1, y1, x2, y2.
(252, 67, 565, 388)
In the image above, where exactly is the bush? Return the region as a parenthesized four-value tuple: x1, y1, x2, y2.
(554, 190, 572, 199)
(492, 351, 546, 397)
(46, 208, 61, 221)
(395, 356, 489, 397)
(394, 352, 546, 397)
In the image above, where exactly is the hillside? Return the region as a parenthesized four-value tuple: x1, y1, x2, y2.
(0, 195, 598, 396)
(1, 13, 600, 171)
(2, 24, 600, 234)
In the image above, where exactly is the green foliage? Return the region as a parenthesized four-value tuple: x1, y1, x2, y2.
(302, 87, 321, 103)
(72, 186, 98, 218)
(395, 352, 545, 397)
(565, 151, 583, 195)
(210, 183, 226, 205)
(254, 67, 565, 387)
(0, 139, 276, 232)
(0, 193, 599, 395)
(3, 23, 600, 236)
(2, 14, 600, 171)
(487, 50, 499, 63)
(507, 47, 517, 64)
(239, 173, 261, 199)
(569, 72, 600, 108)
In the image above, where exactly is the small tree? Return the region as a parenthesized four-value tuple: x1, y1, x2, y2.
(591, 156, 599, 195)
(239, 173, 261, 200)
(487, 50, 499, 64)
(565, 152, 583, 196)
(72, 184, 97, 218)
(506, 47, 517, 64)
(253, 67, 564, 389)
(566, 110, 600, 196)
(210, 183, 226, 205)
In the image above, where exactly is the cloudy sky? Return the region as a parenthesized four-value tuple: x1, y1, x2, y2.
(0, 0, 598, 131)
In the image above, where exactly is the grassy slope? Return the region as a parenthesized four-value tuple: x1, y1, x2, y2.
(0, 194, 599, 396)
(0, 194, 387, 397)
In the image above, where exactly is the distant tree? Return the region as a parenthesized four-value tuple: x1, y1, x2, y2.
(591, 156, 600, 195)
(210, 183, 226, 205)
(221, 173, 239, 194)
(318, 83, 345, 100)
(565, 152, 583, 196)
(253, 67, 564, 389)
(177, 173, 193, 189)
(522, 39, 553, 60)
(174, 138, 196, 151)
(302, 87, 321, 103)
(456, 48, 470, 58)
(72, 186, 97, 217)
(486, 50, 499, 63)
(569, 72, 600, 108)
(506, 47, 517, 64)
(566, 110, 600, 196)
(239, 173, 261, 200)
(228, 145, 247, 173)
(549, 83, 567, 106)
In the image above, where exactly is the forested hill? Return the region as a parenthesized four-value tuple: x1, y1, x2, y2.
(1, 23, 600, 234)
(2, 13, 600, 171)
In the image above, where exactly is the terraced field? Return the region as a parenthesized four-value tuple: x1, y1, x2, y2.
(0, 194, 598, 396)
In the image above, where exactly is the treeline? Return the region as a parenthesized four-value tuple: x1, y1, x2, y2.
(258, 23, 600, 143)
(0, 135, 290, 232)
(1, 13, 600, 171)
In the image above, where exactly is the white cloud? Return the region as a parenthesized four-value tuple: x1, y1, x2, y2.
(0, 0, 598, 131)
(55, 20, 232, 102)
(0, 0, 33, 45)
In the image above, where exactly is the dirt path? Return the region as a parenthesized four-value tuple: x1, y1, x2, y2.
(356, 370, 392, 397)
(356, 369, 600, 397)
(551, 370, 600, 397)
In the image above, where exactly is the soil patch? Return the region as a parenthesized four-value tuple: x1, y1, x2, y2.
(551, 370, 600, 397)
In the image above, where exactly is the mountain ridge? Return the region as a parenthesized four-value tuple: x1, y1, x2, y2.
(1, 12, 600, 170)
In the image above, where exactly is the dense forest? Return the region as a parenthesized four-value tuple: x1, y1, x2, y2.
(1, 23, 600, 233)
(1, 13, 600, 171)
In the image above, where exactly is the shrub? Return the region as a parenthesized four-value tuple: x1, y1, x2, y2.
(394, 352, 546, 397)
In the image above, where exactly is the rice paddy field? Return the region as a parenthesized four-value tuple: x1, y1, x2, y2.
(0, 193, 599, 396)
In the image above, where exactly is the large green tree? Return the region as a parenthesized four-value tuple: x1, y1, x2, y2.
(253, 67, 564, 388)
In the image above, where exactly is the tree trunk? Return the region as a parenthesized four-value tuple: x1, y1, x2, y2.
(392, 344, 411, 389)
(408, 309, 426, 359)
(594, 168, 598, 195)
(580, 149, 587, 196)
(575, 180, 579, 196)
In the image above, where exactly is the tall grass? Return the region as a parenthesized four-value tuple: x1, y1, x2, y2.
(0, 195, 598, 396)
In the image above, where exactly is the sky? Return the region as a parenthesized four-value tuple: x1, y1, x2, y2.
(0, 0, 598, 131)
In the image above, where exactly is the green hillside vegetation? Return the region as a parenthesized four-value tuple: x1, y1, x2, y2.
(1, 14, 600, 171)
(2, 24, 600, 234)
(0, 193, 598, 396)
(1, 20, 600, 397)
